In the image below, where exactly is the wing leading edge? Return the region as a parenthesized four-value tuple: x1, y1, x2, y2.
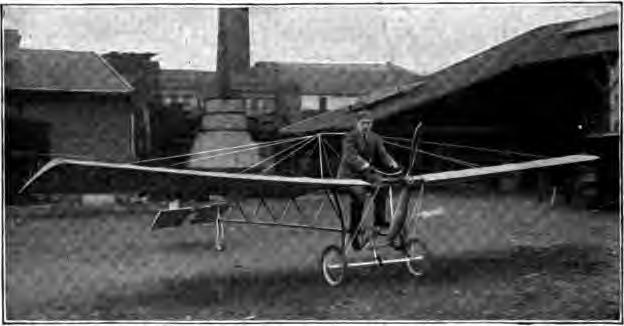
(19, 158, 369, 197)
(20, 154, 598, 197)
(408, 154, 599, 185)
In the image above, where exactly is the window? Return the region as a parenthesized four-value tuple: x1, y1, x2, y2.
(300, 95, 319, 111)
(319, 97, 328, 112)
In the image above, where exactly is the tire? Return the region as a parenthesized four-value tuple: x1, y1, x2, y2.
(403, 238, 429, 277)
(321, 245, 347, 286)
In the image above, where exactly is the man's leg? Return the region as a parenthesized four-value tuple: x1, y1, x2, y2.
(348, 186, 367, 233)
(374, 186, 390, 228)
(348, 186, 367, 250)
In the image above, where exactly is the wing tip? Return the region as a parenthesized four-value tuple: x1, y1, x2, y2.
(18, 158, 66, 194)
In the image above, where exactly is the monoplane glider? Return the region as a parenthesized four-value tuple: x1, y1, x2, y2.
(20, 125, 598, 286)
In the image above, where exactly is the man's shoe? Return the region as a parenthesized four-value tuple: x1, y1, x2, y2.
(351, 237, 362, 251)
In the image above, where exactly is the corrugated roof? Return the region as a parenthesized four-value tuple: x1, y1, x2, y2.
(252, 61, 422, 96)
(7, 48, 133, 93)
(281, 12, 619, 135)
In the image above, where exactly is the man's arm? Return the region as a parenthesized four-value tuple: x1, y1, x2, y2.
(342, 132, 370, 171)
(374, 134, 398, 169)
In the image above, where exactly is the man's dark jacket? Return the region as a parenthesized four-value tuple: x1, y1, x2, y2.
(337, 130, 396, 179)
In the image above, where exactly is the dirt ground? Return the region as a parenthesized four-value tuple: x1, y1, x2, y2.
(4, 192, 621, 321)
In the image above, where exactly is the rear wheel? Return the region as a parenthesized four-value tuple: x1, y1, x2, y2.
(321, 245, 347, 286)
(403, 238, 429, 277)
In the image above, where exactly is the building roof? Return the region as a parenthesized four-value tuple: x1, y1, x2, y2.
(251, 61, 423, 96)
(565, 10, 619, 34)
(158, 69, 216, 93)
(281, 12, 619, 134)
(7, 48, 133, 93)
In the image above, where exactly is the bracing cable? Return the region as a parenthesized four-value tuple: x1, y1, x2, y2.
(170, 136, 311, 167)
(416, 149, 479, 168)
(133, 135, 313, 165)
(241, 136, 315, 173)
(261, 137, 317, 173)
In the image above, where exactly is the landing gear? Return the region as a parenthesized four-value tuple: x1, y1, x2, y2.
(403, 238, 429, 277)
(214, 218, 225, 251)
(321, 245, 347, 286)
(320, 234, 430, 286)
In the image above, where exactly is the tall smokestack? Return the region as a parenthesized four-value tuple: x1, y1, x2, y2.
(216, 8, 250, 98)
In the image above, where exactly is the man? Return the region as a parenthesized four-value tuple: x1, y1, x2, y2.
(337, 111, 399, 250)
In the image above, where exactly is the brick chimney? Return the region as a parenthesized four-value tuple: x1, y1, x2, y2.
(191, 7, 261, 169)
(216, 8, 250, 98)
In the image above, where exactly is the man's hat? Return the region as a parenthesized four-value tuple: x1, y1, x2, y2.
(355, 110, 373, 122)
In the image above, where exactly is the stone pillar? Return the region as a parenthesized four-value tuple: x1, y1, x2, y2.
(188, 99, 261, 169)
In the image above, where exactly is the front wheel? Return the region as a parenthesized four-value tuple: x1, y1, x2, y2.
(403, 238, 429, 277)
(321, 245, 347, 286)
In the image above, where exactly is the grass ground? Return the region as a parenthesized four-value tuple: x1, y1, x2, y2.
(4, 192, 621, 321)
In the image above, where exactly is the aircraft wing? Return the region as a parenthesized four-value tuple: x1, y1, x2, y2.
(408, 154, 599, 185)
(19, 158, 369, 198)
(20, 155, 597, 198)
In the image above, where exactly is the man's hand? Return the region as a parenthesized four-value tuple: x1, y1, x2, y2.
(388, 160, 402, 172)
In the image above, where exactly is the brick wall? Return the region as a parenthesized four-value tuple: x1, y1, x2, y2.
(9, 91, 135, 162)
(201, 113, 247, 130)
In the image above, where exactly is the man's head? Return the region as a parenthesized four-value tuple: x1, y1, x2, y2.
(355, 111, 373, 134)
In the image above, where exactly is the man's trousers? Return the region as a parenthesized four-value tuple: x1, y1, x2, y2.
(346, 186, 389, 234)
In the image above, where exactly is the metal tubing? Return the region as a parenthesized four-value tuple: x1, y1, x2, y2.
(389, 187, 394, 217)
(215, 210, 225, 251)
(252, 198, 262, 218)
(331, 190, 348, 250)
(407, 183, 425, 232)
(311, 200, 325, 225)
(278, 199, 292, 222)
(220, 219, 342, 232)
(292, 197, 310, 220)
(326, 256, 425, 269)
(318, 134, 324, 178)
(259, 197, 277, 222)
(235, 200, 252, 222)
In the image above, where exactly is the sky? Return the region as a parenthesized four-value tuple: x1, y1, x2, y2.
(3, 3, 618, 74)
